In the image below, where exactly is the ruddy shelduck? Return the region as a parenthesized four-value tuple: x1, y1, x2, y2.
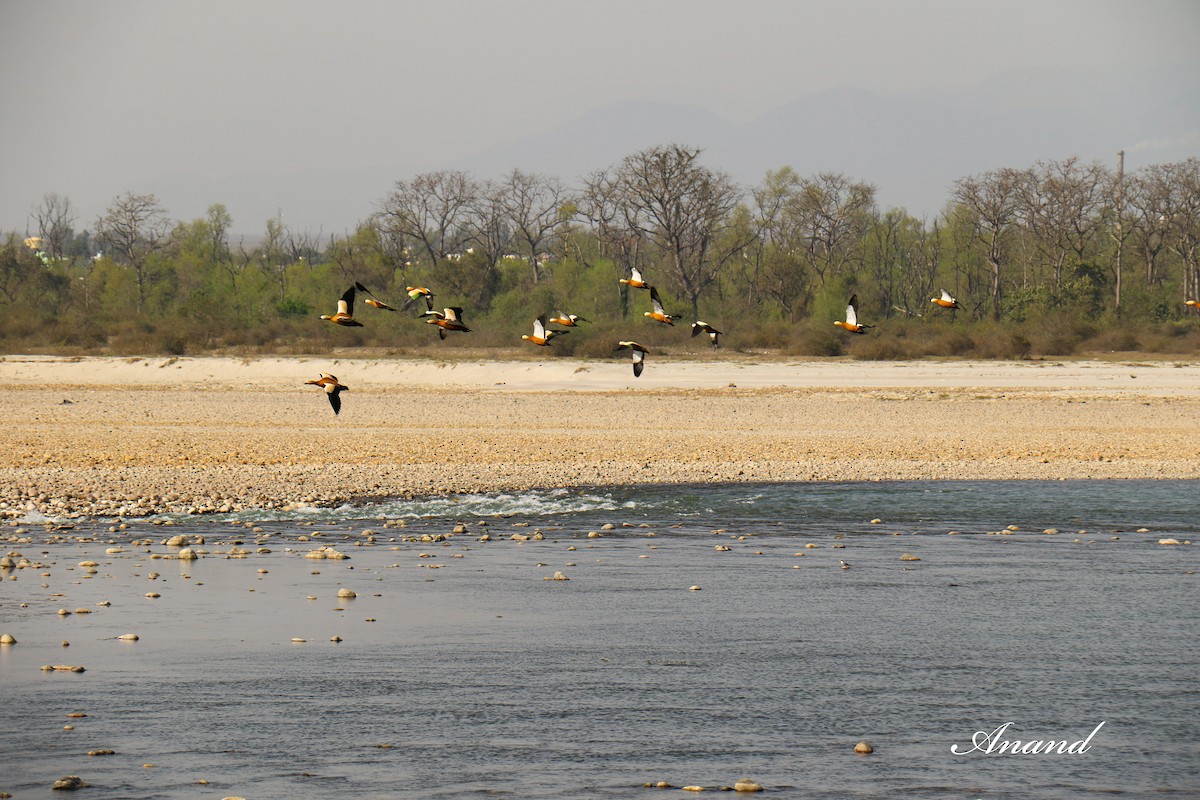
(426, 307, 471, 340)
(614, 341, 649, 378)
(1186, 299, 1200, 311)
(691, 321, 722, 349)
(931, 289, 960, 310)
(549, 311, 588, 327)
(522, 315, 567, 347)
(645, 287, 679, 326)
(619, 268, 652, 290)
(304, 373, 348, 415)
(834, 294, 872, 334)
(355, 282, 396, 311)
(320, 286, 363, 327)
(405, 286, 436, 313)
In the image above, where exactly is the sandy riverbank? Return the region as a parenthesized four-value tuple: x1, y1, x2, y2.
(2, 354, 1198, 517)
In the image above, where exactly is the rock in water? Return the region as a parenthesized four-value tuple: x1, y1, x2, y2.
(52, 775, 87, 790)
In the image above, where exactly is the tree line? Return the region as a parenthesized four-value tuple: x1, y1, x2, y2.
(3, 145, 1199, 359)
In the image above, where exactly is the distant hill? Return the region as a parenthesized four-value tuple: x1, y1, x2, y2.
(143, 64, 1199, 234)
(454, 64, 1200, 221)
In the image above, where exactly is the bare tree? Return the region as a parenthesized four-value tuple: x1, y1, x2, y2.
(1126, 166, 1174, 288)
(953, 169, 1023, 319)
(30, 193, 77, 262)
(1159, 158, 1200, 302)
(501, 169, 571, 284)
(375, 170, 477, 269)
(327, 224, 386, 286)
(797, 172, 876, 286)
(1105, 152, 1131, 312)
(95, 192, 173, 312)
(867, 207, 937, 318)
(748, 167, 809, 318)
(941, 205, 993, 318)
(256, 214, 291, 304)
(283, 225, 322, 268)
(451, 179, 512, 306)
(1016, 158, 1109, 288)
(577, 167, 646, 317)
(614, 144, 745, 319)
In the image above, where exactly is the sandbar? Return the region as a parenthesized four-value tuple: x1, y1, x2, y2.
(2, 354, 1198, 517)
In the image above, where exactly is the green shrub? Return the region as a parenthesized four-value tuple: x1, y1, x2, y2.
(850, 335, 912, 360)
(973, 327, 1032, 359)
(1087, 328, 1140, 352)
(276, 297, 311, 317)
(923, 329, 975, 357)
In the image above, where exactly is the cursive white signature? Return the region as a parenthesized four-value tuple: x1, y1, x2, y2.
(951, 721, 1106, 755)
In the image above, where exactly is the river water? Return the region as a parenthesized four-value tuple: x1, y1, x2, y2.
(1, 480, 1197, 798)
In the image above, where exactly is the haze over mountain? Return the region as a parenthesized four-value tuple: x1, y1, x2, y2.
(3, 1, 1197, 238)
(142, 63, 1199, 235)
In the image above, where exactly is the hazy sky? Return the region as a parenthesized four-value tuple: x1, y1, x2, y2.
(2, 0, 1198, 233)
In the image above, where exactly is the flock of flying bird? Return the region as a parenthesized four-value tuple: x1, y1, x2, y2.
(304, 271, 964, 415)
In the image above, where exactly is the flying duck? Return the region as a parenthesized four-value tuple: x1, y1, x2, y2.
(614, 341, 648, 378)
(426, 307, 471, 339)
(834, 294, 872, 334)
(522, 315, 567, 346)
(691, 321, 722, 349)
(355, 282, 396, 311)
(619, 267, 653, 290)
(645, 287, 679, 326)
(320, 286, 363, 327)
(304, 373, 348, 415)
(549, 311, 589, 327)
(931, 289, 960, 310)
(405, 286, 436, 313)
